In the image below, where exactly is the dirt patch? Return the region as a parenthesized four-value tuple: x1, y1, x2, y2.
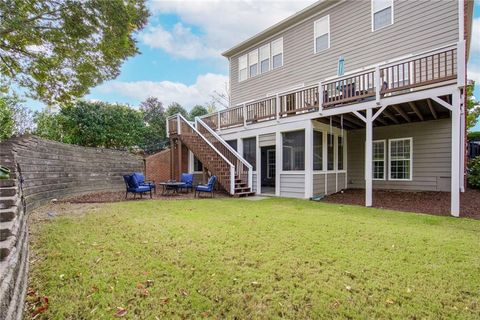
(322, 188, 480, 219)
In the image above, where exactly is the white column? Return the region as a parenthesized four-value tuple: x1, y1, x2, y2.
(256, 135, 261, 194)
(304, 121, 313, 199)
(451, 91, 461, 217)
(365, 108, 373, 207)
(275, 131, 282, 196)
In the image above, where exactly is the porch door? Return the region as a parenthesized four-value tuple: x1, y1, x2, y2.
(261, 146, 276, 194)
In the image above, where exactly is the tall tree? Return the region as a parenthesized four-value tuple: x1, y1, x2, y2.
(0, 97, 15, 141)
(0, 0, 149, 104)
(0, 94, 34, 141)
(165, 102, 188, 118)
(466, 82, 480, 130)
(139, 96, 167, 148)
(189, 105, 209, 120)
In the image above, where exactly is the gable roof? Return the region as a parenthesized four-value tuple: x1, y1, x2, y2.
(221, 0, 338, 58)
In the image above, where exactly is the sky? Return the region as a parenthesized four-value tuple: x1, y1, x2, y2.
(26, 0, 480, 129)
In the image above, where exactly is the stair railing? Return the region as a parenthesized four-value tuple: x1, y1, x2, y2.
(173, 114, 236, 195)
(195, 117, 253, 190)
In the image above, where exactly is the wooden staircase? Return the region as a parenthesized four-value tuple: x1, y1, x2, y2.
(168, 114, 254, 197)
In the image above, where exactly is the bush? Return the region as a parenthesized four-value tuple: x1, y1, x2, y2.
(467, 156, 480, 189)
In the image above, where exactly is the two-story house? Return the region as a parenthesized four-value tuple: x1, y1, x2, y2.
(167, 0, 475, 217)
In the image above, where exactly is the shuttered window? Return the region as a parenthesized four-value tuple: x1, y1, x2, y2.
(314, 15, 330, 53)
(372, 0, 393, 31)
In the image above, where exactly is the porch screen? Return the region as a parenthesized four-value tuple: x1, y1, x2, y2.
(243, 137, 256, 171)
(389, 138, 412, 180)
(337, 136, 344, 170)
(327, 133, 334, 171)
(313, 131, 323, 170)
(282, 130, 305, 171)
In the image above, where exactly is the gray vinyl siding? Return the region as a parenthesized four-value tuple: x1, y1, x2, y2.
(280, 173, 305, 198)
(258, 133, 276, 146)
(337, 172, 346, 190)
(347, 119, 452, 191)
(327, 173, 336, 194)
(229, 0, 458, 105)
(313, 174, 325, 195)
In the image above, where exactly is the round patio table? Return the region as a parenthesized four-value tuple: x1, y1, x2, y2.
(159, 182, 186, 195)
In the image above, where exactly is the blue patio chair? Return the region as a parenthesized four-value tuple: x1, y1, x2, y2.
(133, 172, 156, 194)
(194, 175, 217, 198)
(179, 173, 194, 193)
(123, 174, 154, 199)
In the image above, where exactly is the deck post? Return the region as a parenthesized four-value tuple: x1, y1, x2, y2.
(276, 94, 280, 121)
(178, 139, 183, 181)
(374, 66, 381, 104)
(275, 131, 282, 196)
(318, 81, 323, 114)
(365, 108, 373, 207)
(169, 138, 174, 180)
(451, 91, 461, 217)
(243, 103, 247, 127)
(217, 112, 221, 131)
(304, 120, 313, 199)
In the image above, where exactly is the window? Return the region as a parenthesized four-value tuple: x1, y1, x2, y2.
(243, 137, 256, 171)
(272, 38, 283, 69)
(239, 54, 247, 82)
(194, 156, 203, 172)
(313, 131, 323, 170)
(259, 44, 270, 73)
(314, 15, 330, 53)
(327, 133, 334, 171)
(373, 140, 386, 180)
(372, 0, 393, 31)
(389, 138, 412, 180)
(282, 130, 305, 171)
(226, 139, 237, 151)
(248, 50, 258, 77)
(337, 136, 344, 170)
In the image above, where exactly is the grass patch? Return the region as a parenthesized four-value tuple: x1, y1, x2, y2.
(28, 198, 480, 319)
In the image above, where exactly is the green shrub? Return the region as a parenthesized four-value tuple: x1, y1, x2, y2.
(467, 156, 480, 189)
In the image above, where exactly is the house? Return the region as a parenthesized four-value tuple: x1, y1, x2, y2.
(167, 0, 475, 216)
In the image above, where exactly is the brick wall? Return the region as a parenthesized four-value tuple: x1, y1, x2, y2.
(0, 135, 144, 320)
(145, 144, 188, 183)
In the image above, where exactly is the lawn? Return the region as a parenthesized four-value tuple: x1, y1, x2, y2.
(27, 198, 480, 319)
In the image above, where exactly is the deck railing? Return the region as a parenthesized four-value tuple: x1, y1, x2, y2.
(196, 44, 458, 131)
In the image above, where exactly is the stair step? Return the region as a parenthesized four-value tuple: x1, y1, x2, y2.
(233, 191, 255, 198)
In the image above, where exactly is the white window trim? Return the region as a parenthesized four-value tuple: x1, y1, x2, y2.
(373, 139, 386, 181)
(271, 37, 284, 69)
(371, 0, 394, 32)
(313, 15, 330, 54)
(259, 43, 271, 74)
(238, 54, 248, 82)
(388, 137, 413, 181)
(248, 49, 259, 78)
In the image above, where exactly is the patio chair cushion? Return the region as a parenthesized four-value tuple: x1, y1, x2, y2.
(128, 185, 151, 193)
(196, 185, 211, 192)
(181, 173, 194, 186)
(129, 173, 140, 188)
(207, 176, 217, 188)
(133, 172, 145, 185)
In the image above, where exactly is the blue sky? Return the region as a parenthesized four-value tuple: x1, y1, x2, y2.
(27, 1, 480, 130)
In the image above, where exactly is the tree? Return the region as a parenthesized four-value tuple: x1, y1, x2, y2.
(34, 100, 146, 149)
(466, 82, 480, 130)
(139, 96, 166, 148)
(189, 105, 209, 120)
(0, 0, 149, 105)
(0, 97, 14, 141)
(209, 81, 230, 109)
(165, 102, 188, 118)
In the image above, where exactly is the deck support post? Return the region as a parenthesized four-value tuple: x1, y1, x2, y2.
(304, 120, 313, 199)
(178, 139, 183, 181)
(451, 91, 461, 217)
(275, 131, 282, 196)
(365, 108, 373, 207)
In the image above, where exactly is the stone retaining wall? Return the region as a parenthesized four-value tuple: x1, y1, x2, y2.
(0, 136, 143, 320)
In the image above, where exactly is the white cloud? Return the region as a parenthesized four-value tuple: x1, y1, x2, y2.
(470, 18, 480, 57)
(97, 73, 228, 109)
(142, 0, 316, 59)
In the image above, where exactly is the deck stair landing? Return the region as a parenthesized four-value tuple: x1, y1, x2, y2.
(168, 114, 254, 197)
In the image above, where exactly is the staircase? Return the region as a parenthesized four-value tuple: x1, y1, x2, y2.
(167, 114, 254, 197)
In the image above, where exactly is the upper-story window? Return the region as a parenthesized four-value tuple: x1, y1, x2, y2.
(372, 0, 393, 31)
(248, 50, 258, 77)
(259, 44, 270, 73)
(272, 38, 283, 69)
(314, 15, 330, 53)
(239, 54, 247, 82)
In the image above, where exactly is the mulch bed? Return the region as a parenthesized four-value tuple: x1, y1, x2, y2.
(322, 188, 480, 219)
(62, 190, 228, 203)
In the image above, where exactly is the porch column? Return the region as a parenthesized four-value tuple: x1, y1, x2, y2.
(178, 139, 183, 181)
(169, 138, 174, 180)
(256, 135, 261, 194)
(451, 91, 460, 217)
(275, 131, 282, 196)
(365, 108, 373, 207)
(304, 121, 313, 199)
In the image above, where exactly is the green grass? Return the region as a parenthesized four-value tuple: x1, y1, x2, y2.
(28, 198, 480, 319)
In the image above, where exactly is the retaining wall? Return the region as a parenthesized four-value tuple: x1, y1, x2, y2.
(0, 136, 143, 320)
